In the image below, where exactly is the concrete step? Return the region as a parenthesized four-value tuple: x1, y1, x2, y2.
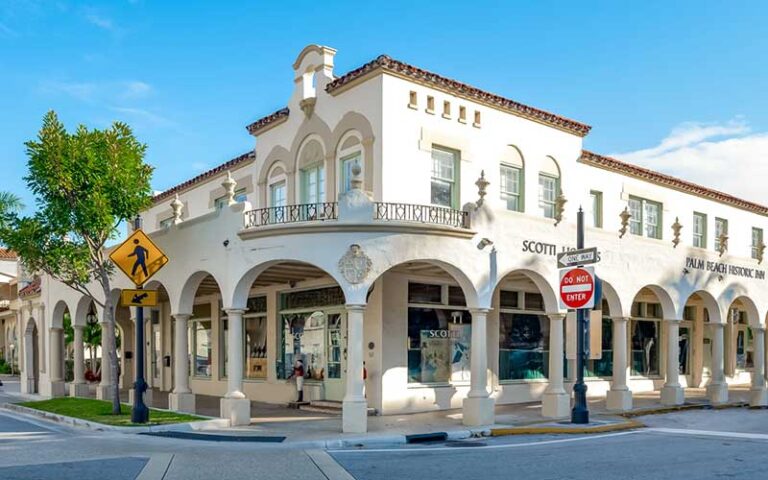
(298, 400, 377, 416)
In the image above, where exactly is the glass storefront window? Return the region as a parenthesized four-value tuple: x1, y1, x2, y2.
(630, 319, 660, 376)
(679, 325, 691, 375)
(190, 319, 212, 377)
(245, 315, 268, 379)
(279, 311, 326, 380)
(408, 307, 472, 384)
(586, 316, 613, 378)
(499, 311, 550, 380)
(327, 314, 342, 379)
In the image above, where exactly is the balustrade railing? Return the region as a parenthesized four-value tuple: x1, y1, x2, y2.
(244, 202, 338, 228)
(373, 202, 470, 229)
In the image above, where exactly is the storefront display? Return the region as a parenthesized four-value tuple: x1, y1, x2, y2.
(499, 290, 550, 381)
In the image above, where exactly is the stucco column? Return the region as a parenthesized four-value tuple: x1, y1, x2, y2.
(96, 321, 113, 400)
(221, 309, 250, 426)
(463, 308, 495, 426)
(750, 326, 768, 406)
(607, 316, 632, 411)
(542, 313, 569, 418)
(707, 322, 728, 404)
(168, 314, 195, 413)
(69, 325, 89, 397)
(49, 327, 66, 397)
(343, 304, 367, 433)
(661, 319, 685, 405)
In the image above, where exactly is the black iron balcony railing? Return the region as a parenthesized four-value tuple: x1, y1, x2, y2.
(374, 202, 470, 229)
(244, 202, 338, 228)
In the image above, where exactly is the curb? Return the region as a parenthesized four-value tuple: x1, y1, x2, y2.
(490, 419, 644, 436)
(1, 403, 225, 433)
(618, 402, 747, 418)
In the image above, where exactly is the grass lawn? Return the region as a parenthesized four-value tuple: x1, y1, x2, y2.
(18, 397, 205, 427)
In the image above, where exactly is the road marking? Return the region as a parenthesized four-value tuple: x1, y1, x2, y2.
(645, 427, 768, 441)
(306, 449, 355, 480)
(136, 453, 174, 480)
(330, 431, 637, 454)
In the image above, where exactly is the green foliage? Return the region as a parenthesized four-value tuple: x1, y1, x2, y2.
(0, 111, 154, 293)
(18, 398, 204, 426)
(0, 358, 12, 374)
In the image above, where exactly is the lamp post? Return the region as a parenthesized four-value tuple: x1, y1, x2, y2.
(131, 216, 149, 423)
(571, 208, 590, 424)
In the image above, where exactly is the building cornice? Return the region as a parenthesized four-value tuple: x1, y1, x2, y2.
(579, 150, 768, 216)
(152, 151, 256, 204)
(325, 55, 592, 137)
(245, 107, 290, 136)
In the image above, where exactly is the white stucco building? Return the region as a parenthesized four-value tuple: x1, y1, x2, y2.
(16, 45, 768, 433)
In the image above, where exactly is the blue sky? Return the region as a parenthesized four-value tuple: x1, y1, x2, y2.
(2, 0, 767, 210)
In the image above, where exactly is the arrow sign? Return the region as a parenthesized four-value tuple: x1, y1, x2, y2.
(121, 289, 158, 307)
(557, 247, 599, 269)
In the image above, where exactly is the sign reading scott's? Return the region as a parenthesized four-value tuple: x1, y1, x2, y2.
(685, 256, 766, 280)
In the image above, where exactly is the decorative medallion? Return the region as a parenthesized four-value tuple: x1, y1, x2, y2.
(338, 244, 372, 284)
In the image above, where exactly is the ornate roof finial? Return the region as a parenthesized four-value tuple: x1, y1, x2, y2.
(171, 194, 184, 225)
(222, 170, 237, 206)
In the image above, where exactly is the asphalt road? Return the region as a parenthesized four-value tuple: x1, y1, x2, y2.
(2, 379, 768, 480)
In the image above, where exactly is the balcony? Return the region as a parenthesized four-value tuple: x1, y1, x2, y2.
(241, 194, 473, 240)
(244, 202, 338, 228)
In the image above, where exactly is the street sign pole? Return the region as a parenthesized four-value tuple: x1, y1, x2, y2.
(131, 216, 149, 424)
(571, 207, 590, 424)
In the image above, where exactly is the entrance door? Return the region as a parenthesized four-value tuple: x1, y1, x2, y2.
(151, 322, 161, 388)
(324, 312, 346, 402)
(679, 322, 692, 386)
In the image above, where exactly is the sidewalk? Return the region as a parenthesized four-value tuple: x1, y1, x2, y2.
(1, 375, 753, 448)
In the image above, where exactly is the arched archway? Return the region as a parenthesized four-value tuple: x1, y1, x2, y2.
(679, 291, 722, 389)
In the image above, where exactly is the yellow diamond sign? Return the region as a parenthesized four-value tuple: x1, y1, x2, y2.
(109, 229, 168, 287)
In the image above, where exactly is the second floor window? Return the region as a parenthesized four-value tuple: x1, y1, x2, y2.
(301, 164, 325, 204)
(589, 191, 603, 228)
(538, 174, 558, 219)
(752, 227, 763, 259)
(715, 217, 728, 252)
(628, 196, 662, 239)
(431, 146, 458, 208)
(269, 181, 286, 208)
(214, 188, 246, 210)
(500, 164, 522, 212)
(692, 212, 707, 248)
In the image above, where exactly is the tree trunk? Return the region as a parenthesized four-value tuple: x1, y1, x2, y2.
(99, 271, 121, 415)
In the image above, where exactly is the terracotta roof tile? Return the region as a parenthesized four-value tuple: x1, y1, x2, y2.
(18, 277, 41, 298)
(326, 55, 592, 137)
(152, 151, 256, 204)
(245, 107, 290, 136)
(580, 150, 768, 216)
(0, 248, 17, 260)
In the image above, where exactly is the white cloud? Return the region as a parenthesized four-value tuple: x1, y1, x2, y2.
(38, 80, 97, 101)
(109, 106, 174, 128)
(611, 119, 768, 205)
(85, 13, 114, 31)
(121, 81, 153, 99)
(38, 80, 153, 103)
(0, 21, 17, 37)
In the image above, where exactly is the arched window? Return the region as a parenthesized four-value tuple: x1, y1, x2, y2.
(337, 132, 363, 195)
(297, 138, 326, 204)
(538, 156, 560, 219)
(500, 146, 524, 212)
(267, 164, 287, 208)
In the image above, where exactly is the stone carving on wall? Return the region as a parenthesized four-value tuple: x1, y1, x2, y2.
(338, 244, 372, 285)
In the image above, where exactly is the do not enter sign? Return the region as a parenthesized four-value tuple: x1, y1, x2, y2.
(559, 266, 596, 310)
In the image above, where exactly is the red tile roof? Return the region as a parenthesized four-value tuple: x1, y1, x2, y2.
(579, 150, 768, 216)
(152, 151, 256, 204)
(18, 277, 41, 298)
(326, 55, 592, 137)
(0, 248, 17, 260)
(245, 107, 290, 136)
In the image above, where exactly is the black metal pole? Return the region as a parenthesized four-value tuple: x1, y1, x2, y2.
(571, 207, 589, 424)
(131, 216, 149, 423)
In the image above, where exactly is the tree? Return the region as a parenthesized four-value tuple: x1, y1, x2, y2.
(0, 192, 24, 230)
(0, 111, 153, 414)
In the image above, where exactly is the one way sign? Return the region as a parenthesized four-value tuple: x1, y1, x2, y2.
(557, 247, 599, 269)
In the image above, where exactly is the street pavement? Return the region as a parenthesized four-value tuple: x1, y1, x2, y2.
(2, 378, 768, 479)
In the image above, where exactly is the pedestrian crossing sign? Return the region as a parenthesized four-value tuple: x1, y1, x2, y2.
(109, 229, 169, 286)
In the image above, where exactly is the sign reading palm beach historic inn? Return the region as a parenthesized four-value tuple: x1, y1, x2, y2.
(12, 44, 768, 433)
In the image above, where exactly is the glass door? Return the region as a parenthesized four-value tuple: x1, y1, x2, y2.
(679, 322, 692, 385)
(324, 313, 346, 402)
